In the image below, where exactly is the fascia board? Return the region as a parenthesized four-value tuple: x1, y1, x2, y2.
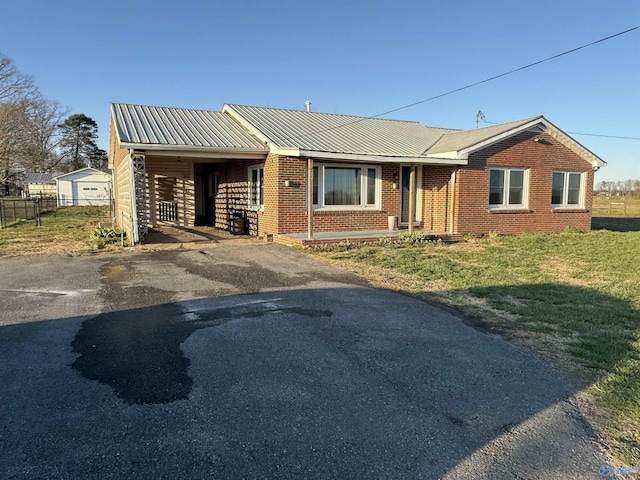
(539, 119, 607, 168)
(300, 150, 468, 165)
(458, 118, 546, 156)
(118, 142, 268, 157)
(270, 145, 300, 156)
(222, 104, 272, 145)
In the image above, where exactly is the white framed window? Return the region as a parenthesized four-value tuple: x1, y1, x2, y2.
(489, 168, 528, 209)
(552, 171, 584, 208)
(248, 165, 264, 208)
(311, 164, 381, 209)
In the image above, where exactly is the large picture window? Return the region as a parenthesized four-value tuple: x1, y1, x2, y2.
(489, 168, 528, 209)
(312, 164, 380, 209)
(248, 165, 264, 208)
(552, 171, 584, 208)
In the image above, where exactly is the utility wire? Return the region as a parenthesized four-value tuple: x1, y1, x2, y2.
(285, 26, 640, 141)
(481, 119, 640, 140)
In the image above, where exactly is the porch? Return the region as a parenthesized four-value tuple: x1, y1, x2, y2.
(275, 229, 461, 248)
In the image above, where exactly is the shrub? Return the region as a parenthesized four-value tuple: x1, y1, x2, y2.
(398, 231, 438, 244)
(90, 226, 126, 249)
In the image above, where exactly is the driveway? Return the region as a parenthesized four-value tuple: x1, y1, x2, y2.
(0, 245, 606, 479)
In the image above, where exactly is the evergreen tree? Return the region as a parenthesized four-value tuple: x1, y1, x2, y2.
(58, 113, 100, 171)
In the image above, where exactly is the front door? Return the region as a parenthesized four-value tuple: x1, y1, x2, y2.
(194, 164, 220, 226)
(195, 175, 206, 223)
(400, 166, 421, 225)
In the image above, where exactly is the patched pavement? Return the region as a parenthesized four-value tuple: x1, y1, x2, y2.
(0, 245, 606, 479)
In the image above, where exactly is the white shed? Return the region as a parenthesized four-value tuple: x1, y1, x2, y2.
(55, 168, 112, 206)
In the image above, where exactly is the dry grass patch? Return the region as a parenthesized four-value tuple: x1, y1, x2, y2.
(0, 206, 119, 256)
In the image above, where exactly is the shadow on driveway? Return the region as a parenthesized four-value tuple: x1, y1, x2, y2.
(0, 283, 610, 479)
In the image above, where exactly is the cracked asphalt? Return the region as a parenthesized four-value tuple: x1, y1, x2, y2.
(0, 244, 606, 479)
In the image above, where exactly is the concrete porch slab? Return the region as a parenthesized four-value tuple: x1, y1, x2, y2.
(276, 229, 460, 247)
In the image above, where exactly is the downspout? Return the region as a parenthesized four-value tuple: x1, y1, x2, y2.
(129, 149, 140, 244)
(307, 158, 314, 240)
(449, 168, 457, 233)
(408, 165, 416, 233)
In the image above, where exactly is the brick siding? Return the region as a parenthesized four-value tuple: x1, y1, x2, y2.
(454, 130, 595, 234)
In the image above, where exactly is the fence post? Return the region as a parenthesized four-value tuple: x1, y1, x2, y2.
(36, 198, 41, 226)
(0, 200, 4, 228)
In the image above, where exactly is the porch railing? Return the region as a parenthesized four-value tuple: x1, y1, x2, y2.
(158, 201, 178, 222)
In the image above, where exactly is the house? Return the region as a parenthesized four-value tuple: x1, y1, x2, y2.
(23, 173, 56, 198)
(109, 103, 606, 244)
(55, 167, 112, 206)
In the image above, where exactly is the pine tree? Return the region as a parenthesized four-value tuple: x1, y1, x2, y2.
(58, 113, 100, 171)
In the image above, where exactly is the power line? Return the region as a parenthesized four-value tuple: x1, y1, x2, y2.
(565, 131, 640, 140)
(482, 120, 640, 140)
(286, 26, 640, 141)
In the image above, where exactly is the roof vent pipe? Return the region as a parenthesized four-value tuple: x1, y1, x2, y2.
(305, 100, 311, 112)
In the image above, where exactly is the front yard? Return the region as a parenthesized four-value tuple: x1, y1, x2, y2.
(0, 206, 115, 256)
(1, 198, 638, 464)
(309, 217, 640, 464)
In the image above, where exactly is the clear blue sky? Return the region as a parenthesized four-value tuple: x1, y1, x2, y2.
(1, 0, 638, 182)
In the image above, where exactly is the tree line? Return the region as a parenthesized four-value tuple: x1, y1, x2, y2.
(0, 53, 107, 194)
(596, 180, 640, 197)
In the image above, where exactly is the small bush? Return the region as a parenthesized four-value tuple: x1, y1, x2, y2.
(398, 231, 438, 244)
(90, 226, 126, 249)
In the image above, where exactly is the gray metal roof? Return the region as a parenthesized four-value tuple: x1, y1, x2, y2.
(111, 103, 266, 151)
(24, 173, 55, 184)
(225, 104, 454, 157)
(427, 117, 543, 155)
(110, 103, 603, 166)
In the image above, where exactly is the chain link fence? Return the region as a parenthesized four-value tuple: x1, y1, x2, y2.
(0, 197, 113, 228)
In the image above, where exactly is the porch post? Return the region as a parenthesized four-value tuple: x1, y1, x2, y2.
(408, 165, 416, 233)
(307, 158, 314, 240)
(130, 151, 148, 243)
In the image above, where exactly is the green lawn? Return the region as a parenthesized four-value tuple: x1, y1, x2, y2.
(0, 206, 115, 256)
(309, 225, 640, 464)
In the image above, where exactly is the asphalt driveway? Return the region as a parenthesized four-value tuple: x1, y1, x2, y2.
(0, 245, 606, 479)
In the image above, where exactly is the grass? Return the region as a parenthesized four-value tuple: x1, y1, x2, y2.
(0, 206, 118, 256)
(308, 223, 640, 464)
(592, 195, 640, 216)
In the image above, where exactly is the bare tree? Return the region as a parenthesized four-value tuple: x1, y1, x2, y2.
(0, 101, 29, 187)
(19, 93, 69, 172)
(0, 53, 35, 102)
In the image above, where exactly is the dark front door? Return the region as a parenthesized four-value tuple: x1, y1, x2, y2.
(400, 166, 417, 224)
(194, 165, 219, 226)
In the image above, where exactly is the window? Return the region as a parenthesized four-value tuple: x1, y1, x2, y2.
(552, 171, 584, 208)
(248, 166, 264, 207)
(311, 164, 380, 209)
(489, 168, 528, 208)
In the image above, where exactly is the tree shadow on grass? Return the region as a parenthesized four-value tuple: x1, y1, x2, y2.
(592, 216, 640, 232)
(459, 282, 640, 464)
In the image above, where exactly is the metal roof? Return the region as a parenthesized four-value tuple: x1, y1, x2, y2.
(24, 173, 55, 184)
(224, 104, 454, 157)
(426, 117, 543, 155)
(111, 103, 267, 151)
(109, 103, 605, 166)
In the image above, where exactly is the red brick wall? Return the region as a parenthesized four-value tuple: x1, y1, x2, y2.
(423, 166, 453, 231)
(454, 130, 595, 235)
(215, 159, 263, 235)
(260, 157, 409, 235)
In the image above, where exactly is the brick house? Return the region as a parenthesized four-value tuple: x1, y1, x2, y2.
(108, 103, 606, 244)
